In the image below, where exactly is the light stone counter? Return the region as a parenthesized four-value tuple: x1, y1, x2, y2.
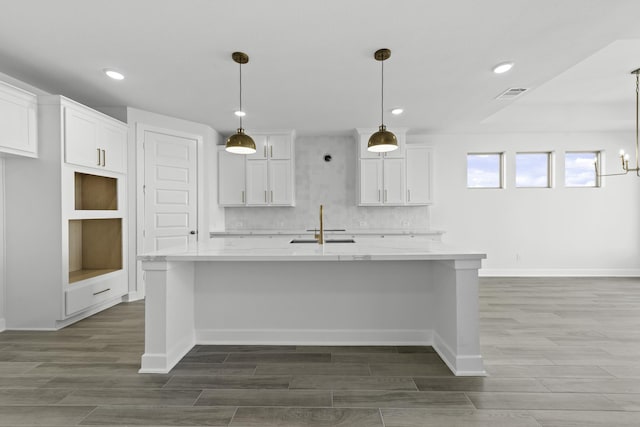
(210, 229, 444, 239)
(139, 237, 486, 377)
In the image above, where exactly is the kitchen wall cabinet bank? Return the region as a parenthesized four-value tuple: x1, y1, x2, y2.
(0, 80, 38, 157)
(356, 128, 433, 206)
(218, 131, 295, 206)
(4, 95, 128, 329)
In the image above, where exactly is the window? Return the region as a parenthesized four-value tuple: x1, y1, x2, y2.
(467, 153, 503, 188)
(516, 152, 551, 188)
(565, 152, 599, 187)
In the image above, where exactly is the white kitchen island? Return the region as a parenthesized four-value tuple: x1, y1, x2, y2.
(138, 236, 487, 376)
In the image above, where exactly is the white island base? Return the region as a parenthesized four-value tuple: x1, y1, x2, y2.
(139, 237, 487, 376)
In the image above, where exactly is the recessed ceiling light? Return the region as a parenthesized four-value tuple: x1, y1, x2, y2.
(493, 62, 514, 74)
(234, 110, 246, 117)
(391, 108, 404, 115)
(104, 69, 124, 80)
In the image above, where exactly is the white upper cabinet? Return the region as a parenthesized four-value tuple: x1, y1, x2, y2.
(355, 128, 432, 207)
(383, 158, 405, 204)
(0, 80, 38, 158)
(246, 160, 269, 205)
(406, 145, 433, 205)
(217, 148, 246, 205)
(63, 100, 127, 173)
(359, 159, 384, 205)
(218, 130, 295, 207)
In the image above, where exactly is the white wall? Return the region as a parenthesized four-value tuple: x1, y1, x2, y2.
(225, 135, 430, 231)
(0, 159, 5, 330)
(410, 131, 640, 276)
(124, 107, 223, 299)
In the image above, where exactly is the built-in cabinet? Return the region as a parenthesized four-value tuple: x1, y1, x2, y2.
(0, 80, 38, 158)
(4, 95, 128, 329)
(64, 105, 126, 173)
(218, 130, 295, 207)
(356, 128, 432, 206)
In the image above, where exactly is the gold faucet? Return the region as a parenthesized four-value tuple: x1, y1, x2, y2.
(314, 204, 324, 245)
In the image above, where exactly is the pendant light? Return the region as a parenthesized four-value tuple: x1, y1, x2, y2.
(225, 52, 256, 154)
(368, 48, 398, 153)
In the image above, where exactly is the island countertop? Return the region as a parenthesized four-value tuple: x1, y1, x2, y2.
(138, 236, 486, 262)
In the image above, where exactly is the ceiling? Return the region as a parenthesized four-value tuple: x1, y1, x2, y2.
(1, 0, 640, 137)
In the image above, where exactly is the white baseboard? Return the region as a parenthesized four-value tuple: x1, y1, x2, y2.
(123, 291, 144, 302)
(432, 331, 486, 376)
(480, 268, 640, 277)
(139, 333, 194, 374)
(195, 328, 432, 346)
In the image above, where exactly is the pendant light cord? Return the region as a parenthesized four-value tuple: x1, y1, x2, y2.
(381, 58, 384, 126)
(636, 70, 640, 171)
(239, 61, 243, 129)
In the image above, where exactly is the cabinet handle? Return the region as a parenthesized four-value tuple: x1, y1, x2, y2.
(97, 148, 101, 166)
(101, 149, 106, 166)
(408, 189, 411, 202)
(270, 145, 273, 158)
(93, 288, 111, 296)
(264, 190, 267, 203)
(384, 189, 388, 203)
(264, 145, 267, 158)
(241, 190, 245, 203)
(270, 190, 273, 203)
(378, 189, 381, 201)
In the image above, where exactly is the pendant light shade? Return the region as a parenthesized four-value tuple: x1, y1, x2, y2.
(368, 48, 398, 153)
(226, 52, 256, 154)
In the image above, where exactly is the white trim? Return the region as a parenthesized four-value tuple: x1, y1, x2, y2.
(480, 268, 640, 277)
(195, 328, 432, 345)
(432, 331, 486, 376)
(139, 333, 194, 374)
(0, 318, 5, 332)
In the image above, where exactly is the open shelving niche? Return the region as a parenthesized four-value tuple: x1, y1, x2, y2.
(67, 170, 124, 284)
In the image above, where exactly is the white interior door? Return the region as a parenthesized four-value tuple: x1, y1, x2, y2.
(143, 130, 197, 252)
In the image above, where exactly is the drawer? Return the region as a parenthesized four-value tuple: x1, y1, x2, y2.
(65, 274, 125, 316)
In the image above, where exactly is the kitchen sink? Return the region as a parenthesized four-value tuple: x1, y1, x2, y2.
(290, 239, 355, 244)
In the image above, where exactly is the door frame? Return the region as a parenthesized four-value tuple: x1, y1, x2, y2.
(135, 123, 204, 299)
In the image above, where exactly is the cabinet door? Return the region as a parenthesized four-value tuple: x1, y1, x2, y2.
(246, 160, 269, 205)
(246, 134, 268, 160)
(268, 134, 292, 160)
(383, 158, 405, 204)
(406, 146, 432, 205)
(218, 149, 246, 205)
(0, 82, 37, 157)
(100, 122, 127, 173)
(269, 159, 293, 205)
(64, 106, 100, 168)
(359, 159, 383, 205)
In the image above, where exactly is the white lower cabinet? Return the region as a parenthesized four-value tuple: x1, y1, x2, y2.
(0, 80, 38, 157)
(4, 95, 128, 329)
(218, 130, 295, 207)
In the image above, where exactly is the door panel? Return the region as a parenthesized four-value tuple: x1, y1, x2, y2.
(144, 130, 197, 252)
(65, 107, 99, 168)
(359, 159, 383, 205)
(269, 160, 292, 205)
(246, 160, 268, 205)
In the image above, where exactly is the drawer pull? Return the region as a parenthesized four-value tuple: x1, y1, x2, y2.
(93, 288, 111, 296)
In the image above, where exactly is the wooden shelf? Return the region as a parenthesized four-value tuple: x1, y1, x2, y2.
(69, 268, 120, 284)
(69, 218, 122, 284)
(75, 172, 117, 210)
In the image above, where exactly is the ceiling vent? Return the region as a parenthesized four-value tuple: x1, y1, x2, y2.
(495, 87, 528, 100)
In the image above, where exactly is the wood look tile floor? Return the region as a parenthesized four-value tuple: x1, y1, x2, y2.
(0, 277, 639, 426)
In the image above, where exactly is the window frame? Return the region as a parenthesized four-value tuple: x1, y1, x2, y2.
(466, 152, 505, 189)
(564, 151, 601, 188)
(515, 151, 553, 189)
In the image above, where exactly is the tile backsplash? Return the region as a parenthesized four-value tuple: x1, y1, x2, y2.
(224, 135, 429, 231)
